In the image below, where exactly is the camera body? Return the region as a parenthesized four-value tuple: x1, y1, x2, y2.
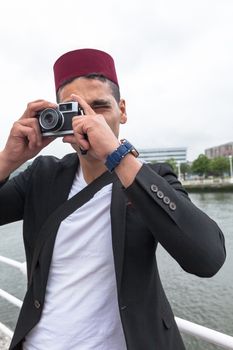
(38, 101, 84, 137)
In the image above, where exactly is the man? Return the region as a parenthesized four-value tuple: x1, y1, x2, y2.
(0, 49, 226, 350)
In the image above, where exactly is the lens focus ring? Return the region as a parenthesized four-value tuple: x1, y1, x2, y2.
(39, 108, 64, 131)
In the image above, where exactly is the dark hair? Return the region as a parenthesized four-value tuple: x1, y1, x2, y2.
(56, 73, 121, 103)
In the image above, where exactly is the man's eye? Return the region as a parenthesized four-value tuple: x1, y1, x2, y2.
(93, 105, 111, 110)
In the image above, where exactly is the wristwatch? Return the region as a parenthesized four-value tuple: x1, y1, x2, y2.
(105, 139, 139, 172)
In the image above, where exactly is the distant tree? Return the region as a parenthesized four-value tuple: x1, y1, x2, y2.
(191, 154, 211, 178)
(180, 162, 191, 180)
(165, 158, 178, 174)
(209, 157, 229, 178)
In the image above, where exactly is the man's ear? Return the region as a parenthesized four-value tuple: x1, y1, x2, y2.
(119, 99, 127, 124)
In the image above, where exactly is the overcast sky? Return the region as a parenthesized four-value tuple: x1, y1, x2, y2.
(0, 0, 232, 161)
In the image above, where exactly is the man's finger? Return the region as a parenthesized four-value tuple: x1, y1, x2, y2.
(70, 94, 95, 115)
(20, 100, 58, 119)
(14, 118, 43, 147)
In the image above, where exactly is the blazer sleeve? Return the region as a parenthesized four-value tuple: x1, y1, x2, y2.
(125, 163, 226, 277)
(0, 157, 41, 225)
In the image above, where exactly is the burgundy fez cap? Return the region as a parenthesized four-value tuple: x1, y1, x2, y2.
(53, 48, 118, 92)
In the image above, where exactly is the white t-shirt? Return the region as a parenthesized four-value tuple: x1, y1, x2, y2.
(23, 167, 127, 350)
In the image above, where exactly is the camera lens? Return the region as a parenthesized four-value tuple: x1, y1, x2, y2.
(39, 108, 64, 131)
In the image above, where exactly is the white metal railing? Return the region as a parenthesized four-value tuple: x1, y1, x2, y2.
(0, 320, 13, 338)
(0, 288, 23, 308)
(176, 317, 233, 349)
(0, 256, 26, 275)
(0, 256, 26, 342)
(1, 255, 233, 349)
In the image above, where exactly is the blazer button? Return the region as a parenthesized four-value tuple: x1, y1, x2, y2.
(34, 300, 41, 309)
(120, 305, 127, 311)
(163, 196, 170, 205)
(151, 184, 158, 193)
(157, 190, 164, 199)
(169, 202, 176, 211)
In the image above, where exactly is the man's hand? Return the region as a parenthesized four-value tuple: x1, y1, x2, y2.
(63, 94, 142, 187)
(0, 100, 57, 180)
(63, 94, 120, 161)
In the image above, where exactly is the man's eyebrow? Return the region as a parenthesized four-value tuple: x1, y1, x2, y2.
(90, 99, 112, 107)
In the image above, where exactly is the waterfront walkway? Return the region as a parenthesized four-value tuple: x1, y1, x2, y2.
(182, 178, 233, 192)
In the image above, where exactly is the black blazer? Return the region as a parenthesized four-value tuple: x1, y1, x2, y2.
(0, 153, 226, 350)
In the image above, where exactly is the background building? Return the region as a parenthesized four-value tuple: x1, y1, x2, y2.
(205, 142, 233, 159)
(138, 147, 187, 163)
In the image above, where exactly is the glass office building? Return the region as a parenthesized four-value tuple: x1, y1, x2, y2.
(138, 147, 187, 163)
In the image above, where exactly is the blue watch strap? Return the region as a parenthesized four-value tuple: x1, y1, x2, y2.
(105, 140, 138, 172)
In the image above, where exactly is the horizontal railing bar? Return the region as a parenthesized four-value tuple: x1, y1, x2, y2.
(0, 256, 26, 275)
(0, 321, 13, 339)
(0, 289, 23, 308)
(176, 317, 233, 349)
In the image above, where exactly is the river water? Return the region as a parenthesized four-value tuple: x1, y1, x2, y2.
(0, 192, 232, 349)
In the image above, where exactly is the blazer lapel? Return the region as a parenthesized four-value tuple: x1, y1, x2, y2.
(47, 153, 79, 214)
(111, 179, 127, 293)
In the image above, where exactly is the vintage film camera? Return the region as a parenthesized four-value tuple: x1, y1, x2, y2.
(38, 101, 84, 136)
